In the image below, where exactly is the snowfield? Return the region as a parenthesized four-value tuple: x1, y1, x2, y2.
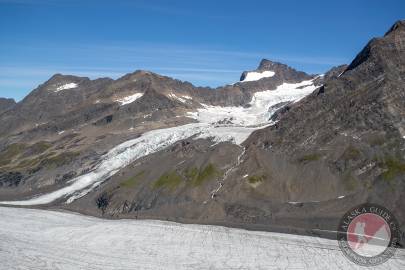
(241, 70, 275, 82)
(0, 207, 403, 270)
(116, 93, 144, 105)
(0, 80, 317, 205)
(55, 83, 78, 92)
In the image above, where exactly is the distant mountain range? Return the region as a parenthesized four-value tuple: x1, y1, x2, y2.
(0, 20, 404, 243)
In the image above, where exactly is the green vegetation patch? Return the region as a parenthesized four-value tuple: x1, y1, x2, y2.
(297, 153, 321, 163)
(0, 158, 12, 167)
(343, 172, 358, 191)
(153, 171, 183, 191)
(343, 146, 361, 160)
(15, 151, 55, 170)
(28, 141, 52, 155)
(40, 151, 80, 168)
(248, 175, 266, 184)
(184, 167, 199, 181)
(185, 163, 220, 186)
(120, 171, 144, 188)
(380, 157, 405, 182)
(17, 158, 41, 169)
(0, 143, 26, 166)
(0, 141, 54, 169)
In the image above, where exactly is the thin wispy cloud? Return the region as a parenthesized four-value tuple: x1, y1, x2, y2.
(0, 65, 242, 91)
(0, 40, 348, 100)
(2, 42, 347, 66)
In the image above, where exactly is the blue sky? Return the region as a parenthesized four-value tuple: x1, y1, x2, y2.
(0, 0, 404, 101)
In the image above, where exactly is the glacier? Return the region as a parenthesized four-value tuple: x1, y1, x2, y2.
(188, 80, 316, 126)
(0, 80, 317, 205)
(0, 207, 403, 270)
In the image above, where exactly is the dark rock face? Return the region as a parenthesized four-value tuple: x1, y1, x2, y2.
(96, 192, 111, 214)
(249, 20, 405, 151)
(0, 74, 115, 136)
(0, 98, 16, 114)
(269, 101, 292, 122)
(258, 59, 313, 81)
(314, 64, 348, 86)
(0, 172, 23, 187)
(242, 20, 405, 234)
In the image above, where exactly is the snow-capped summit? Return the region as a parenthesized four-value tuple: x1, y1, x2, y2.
(240, 59, 313, 83)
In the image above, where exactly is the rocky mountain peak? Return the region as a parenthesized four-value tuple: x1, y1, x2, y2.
(385, 19, 405, 36)
(14, 73, 93, 102)
(240, 59, 313, 83)
(43, 74, 89, 90)
(115, 70, 181, 92)
(119, 70, 169, 82)
(346, 20, 405, 75)
(258, 59, 285, 70)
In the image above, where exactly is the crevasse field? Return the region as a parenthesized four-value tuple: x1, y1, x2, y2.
(0, 207, 404, 270)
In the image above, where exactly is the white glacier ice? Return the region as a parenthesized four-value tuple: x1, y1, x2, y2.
(0, 79, 317, 205)
(241, 70, 275, 82)
(0, 207, 403, 270)
(55, 83, 78, 92)
(188, 80, 316, 126)
(0, 123, 210, 205)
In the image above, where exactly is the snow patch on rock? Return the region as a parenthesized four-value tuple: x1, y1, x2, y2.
(116, 93, 144, 105)
(241, 71, 275, 82)
(168, 93, 191, 103)
(55, 83, 78, 92)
